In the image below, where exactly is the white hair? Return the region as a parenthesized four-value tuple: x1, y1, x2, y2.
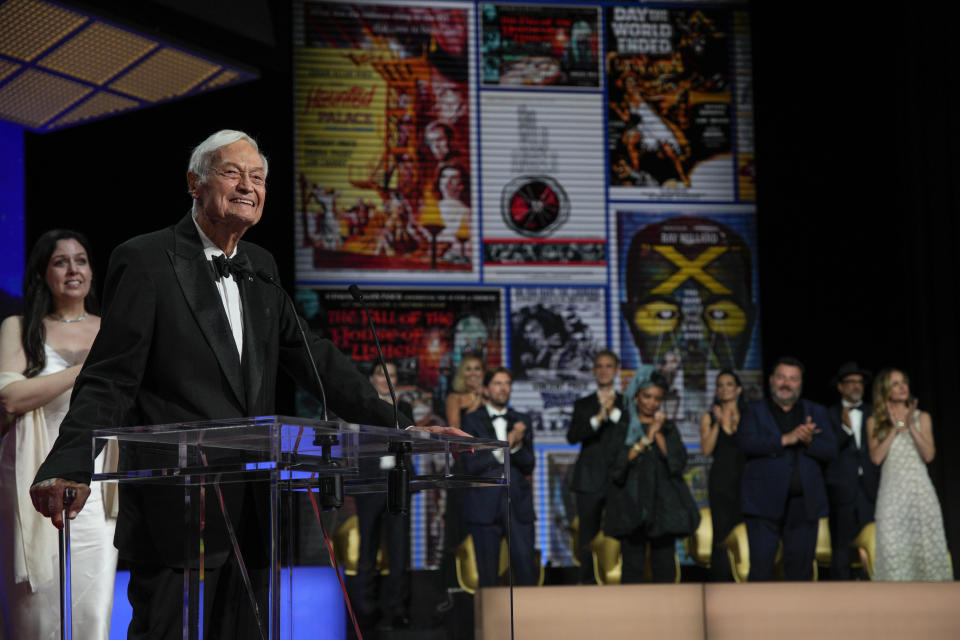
(188, 130, 268, 214)
(188, 129, 268, 183)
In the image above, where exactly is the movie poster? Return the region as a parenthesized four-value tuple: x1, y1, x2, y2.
(295, 286, 502, 421)
(508, 286, 608, 445)
(480, 3, 601, 88)
(481, 91, 607, 283)
(733, 9, 756, 201)
(615, 209, 761, 445)
(294, 1, 477, 282)
(293, 285, 502, 568)
(606, 6, 735, 201)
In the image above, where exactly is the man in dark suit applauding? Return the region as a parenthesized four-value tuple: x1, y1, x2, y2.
(461, 367, 537, 587)
(825, 361, 879, 579)
(739, 357, 837, 581)
(567, 349, 624, 583)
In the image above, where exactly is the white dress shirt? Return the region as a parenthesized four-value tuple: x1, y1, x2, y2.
(192, 214, 244, 358)
(589, 390, 622, 431)
(842, 399, 865, 474)
(487, 404, 522, 464)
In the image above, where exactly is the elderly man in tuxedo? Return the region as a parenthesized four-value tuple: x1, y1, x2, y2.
(825, 361, 879, 579)
(567, 349, 624, 583)
(460, 367, 537, 587)
(739, 357, 837, 581)
(27, 130, 464, 639)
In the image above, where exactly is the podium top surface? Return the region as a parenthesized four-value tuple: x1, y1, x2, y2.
(91, 415, 510, 491)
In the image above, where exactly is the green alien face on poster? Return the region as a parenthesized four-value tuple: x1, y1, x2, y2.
(621, 216, 755, 384)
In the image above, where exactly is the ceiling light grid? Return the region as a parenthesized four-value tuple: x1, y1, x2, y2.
(0, 0, 258, 132)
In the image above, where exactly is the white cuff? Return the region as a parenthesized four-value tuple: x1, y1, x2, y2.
(589, 416, 601, 430)
(609, 407, 622, 423)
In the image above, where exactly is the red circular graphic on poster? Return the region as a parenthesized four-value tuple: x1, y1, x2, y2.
(500, 175, 570, 237)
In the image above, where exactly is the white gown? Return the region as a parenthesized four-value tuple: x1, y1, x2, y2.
(0, 345, 119, 640)
(873, 412, 952, 581)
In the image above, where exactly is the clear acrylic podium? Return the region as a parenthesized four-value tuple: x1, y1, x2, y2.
(83, 415, 515, 639)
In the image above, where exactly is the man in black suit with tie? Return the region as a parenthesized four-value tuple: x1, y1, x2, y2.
(460, 367, 537, 587)
(825, 362, 879, 580)
(27, 130, 464, 638)
(567, 349, 624, 584)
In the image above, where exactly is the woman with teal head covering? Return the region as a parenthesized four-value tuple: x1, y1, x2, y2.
(602, 365, 700, 583)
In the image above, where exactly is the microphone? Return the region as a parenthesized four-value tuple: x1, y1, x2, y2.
(257, 269, 342, 510)
(349, 284, 410, 515)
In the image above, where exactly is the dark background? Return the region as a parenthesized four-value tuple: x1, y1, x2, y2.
(22, 2, 960, 574)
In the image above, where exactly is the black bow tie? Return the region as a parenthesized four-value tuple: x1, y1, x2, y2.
(490, 412, 507, 420)
(210, 253, 252, 281)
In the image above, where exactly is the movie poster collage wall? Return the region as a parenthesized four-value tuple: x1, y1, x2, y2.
(293, 0, 759, 569)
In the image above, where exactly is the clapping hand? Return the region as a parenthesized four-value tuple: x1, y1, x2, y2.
(507, 421, 527, 448)
(646, 411, 666, 438)
(794, 416, 819, 445)
(711, 405, 724, 423)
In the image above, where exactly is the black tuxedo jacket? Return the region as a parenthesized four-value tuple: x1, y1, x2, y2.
(34, 214, 405, 566)
(825, 402, 880, 509)
(566, 391, 624, 494)
(460, 407, 535, 525)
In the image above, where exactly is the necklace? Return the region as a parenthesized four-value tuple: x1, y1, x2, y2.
(889, 408, 908, 428)
(50, 312, 87, 323)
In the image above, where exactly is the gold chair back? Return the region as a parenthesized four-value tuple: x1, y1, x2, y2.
(683, 507, 713, 567)
(331, 514, 389, 577)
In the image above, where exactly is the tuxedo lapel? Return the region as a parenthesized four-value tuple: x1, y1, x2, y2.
(479, 411, 499, 440)
(237, 265, 270, 414)
(586, 393, 601, 415)
(168, 215, 246, 409)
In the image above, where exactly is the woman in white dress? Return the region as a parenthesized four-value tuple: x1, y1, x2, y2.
(867, 368, 951, 581)
(0, 230, 118, 639)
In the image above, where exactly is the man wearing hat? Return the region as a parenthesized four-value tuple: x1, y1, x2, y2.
(825, 362, 880, 579)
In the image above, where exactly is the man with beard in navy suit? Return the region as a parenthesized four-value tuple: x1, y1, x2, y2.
(460, 367, 537, 587)
(739, 357, 837, 581)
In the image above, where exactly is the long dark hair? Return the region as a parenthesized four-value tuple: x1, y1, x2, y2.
(21, 230, 98, 378)
(712, 368, 746, 415)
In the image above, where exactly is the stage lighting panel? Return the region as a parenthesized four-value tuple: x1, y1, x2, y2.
(0, 0, 86, 62)
(0, 67, 90, 127)
(49, 90, 138, 128)
(38, 21, 157, 85)
(108, 48, 221, 102)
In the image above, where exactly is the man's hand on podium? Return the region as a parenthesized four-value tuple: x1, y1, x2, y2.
(29, 478, 90, 529)
(406, 424, 472, 438)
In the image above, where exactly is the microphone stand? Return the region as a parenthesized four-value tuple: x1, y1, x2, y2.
(255, 268, 342, 510)
(349, 284, 411, 515)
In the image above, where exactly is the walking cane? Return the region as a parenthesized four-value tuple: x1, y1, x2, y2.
(59, 486, 76, 640)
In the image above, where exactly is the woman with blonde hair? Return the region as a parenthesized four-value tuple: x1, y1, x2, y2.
(444, 354, 484, 428)
(867, 368, 951, 581)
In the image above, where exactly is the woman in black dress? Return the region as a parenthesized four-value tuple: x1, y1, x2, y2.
(699, 369, 744, 581)
(604, 365, 699, 583)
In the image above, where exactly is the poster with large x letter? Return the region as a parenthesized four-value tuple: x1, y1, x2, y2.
(616, 209, 762, 445)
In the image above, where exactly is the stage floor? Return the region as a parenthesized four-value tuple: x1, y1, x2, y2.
(476, 581, 960, 639)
